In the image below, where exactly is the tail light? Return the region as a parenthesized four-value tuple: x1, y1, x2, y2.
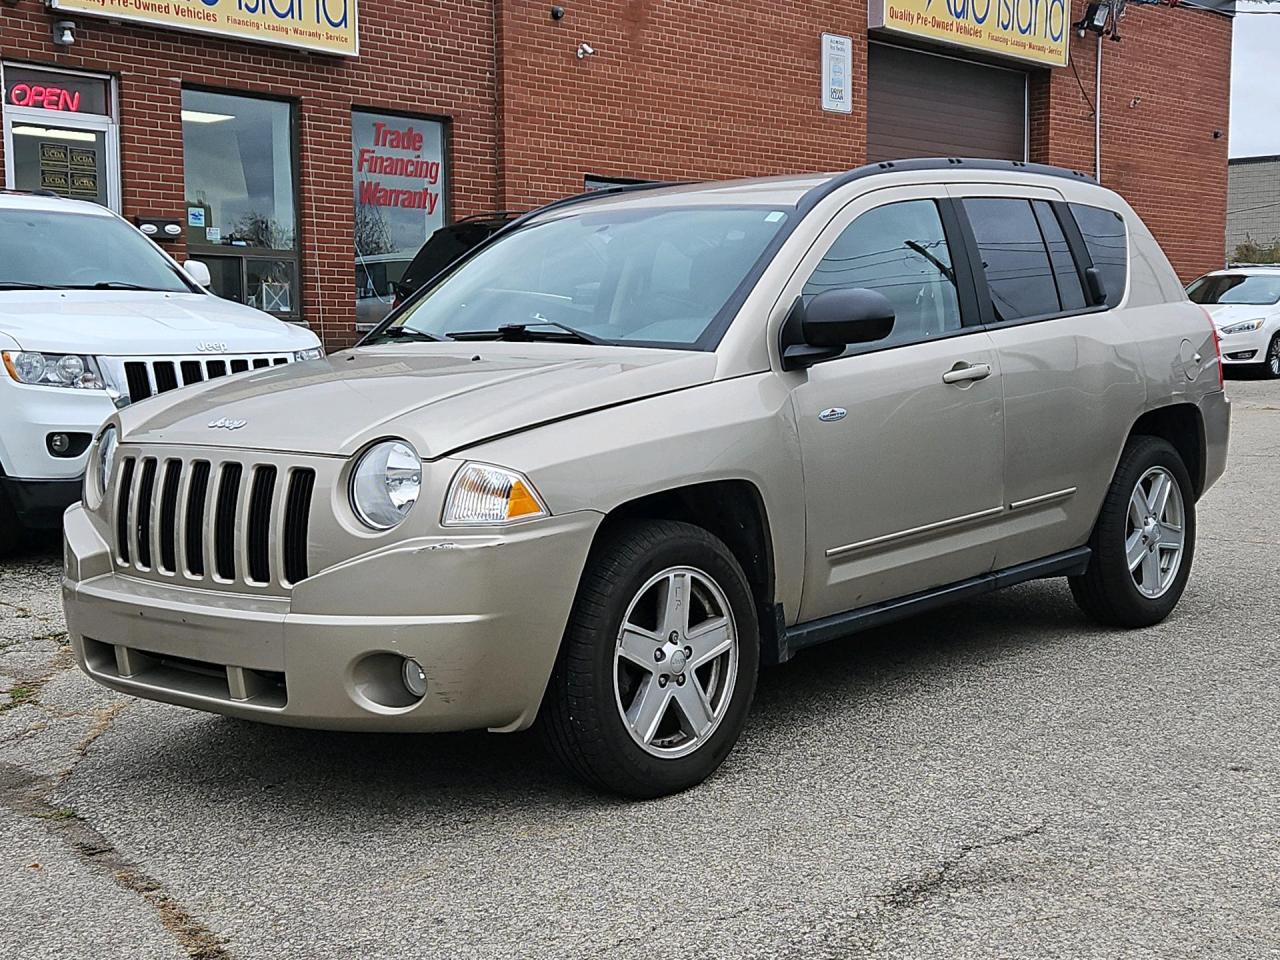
(1201, 306, 1224, 390)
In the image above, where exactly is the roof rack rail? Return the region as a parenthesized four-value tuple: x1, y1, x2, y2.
(798, 157, 1097, 215)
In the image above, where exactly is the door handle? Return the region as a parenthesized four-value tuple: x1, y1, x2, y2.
(942, 362, 992, 385)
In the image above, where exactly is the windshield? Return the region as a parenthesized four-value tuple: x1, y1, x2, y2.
(373, 206, 790, 349)
(0, 208, 196, 293)
(1187, 273, 1280, 306)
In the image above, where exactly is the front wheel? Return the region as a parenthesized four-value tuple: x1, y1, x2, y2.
(538, 520, 759, 798)
(1264, 333, 1280, 379)
(1069, 436, 1196, 628)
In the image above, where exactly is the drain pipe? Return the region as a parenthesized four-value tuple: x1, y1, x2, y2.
(1094, 34, 1102, 181)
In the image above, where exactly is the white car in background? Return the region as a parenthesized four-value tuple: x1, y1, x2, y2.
(0, 191, 324, 554)
(1187, 267, 1280, 378)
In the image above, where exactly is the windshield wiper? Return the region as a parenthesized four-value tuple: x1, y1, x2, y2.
(0, 281, 66, 291)
(61, 281, 165, 291)
(369, 326, 444, 343)
(448, 321, 605, 346)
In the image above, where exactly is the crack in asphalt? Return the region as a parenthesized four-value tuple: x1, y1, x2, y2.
(0, 680, 233, 960)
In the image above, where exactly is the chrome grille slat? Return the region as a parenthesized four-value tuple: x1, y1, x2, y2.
(111, 447, 316, 592)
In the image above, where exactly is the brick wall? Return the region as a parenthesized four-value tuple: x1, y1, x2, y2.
(2, 0, 1233, 348)
(1032, 3, 1232, 282)
(1, 0, 498, 349)
(1226, 157, 1280, 256)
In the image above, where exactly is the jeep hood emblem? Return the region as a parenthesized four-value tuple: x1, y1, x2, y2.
(208, 417, 247, 430)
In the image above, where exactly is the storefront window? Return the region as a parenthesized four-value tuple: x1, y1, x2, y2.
(352, 109, 445, 327)
(182, 89, 300, 318)
(2, 64, 119, 210)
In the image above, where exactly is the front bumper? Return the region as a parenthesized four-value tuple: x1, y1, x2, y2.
(62, 503, 601, 733)
(0, 376, 116, 481)
(1217, 328, 1269, 364)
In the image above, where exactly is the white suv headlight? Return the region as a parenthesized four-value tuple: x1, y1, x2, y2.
(294, 347, 325, 361)
(350, 440, 421, 530)
(96, 425, 119, 498)
(1220, 318, 1266, 335)
(3, 351, 105, 389)
(442, 462, 549, 526)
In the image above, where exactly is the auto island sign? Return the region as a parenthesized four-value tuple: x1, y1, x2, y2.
(47, 0, 358, 56)
(868, 0, 1069, 68)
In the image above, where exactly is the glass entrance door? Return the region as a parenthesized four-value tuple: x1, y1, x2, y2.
(2, 64, 120, 211)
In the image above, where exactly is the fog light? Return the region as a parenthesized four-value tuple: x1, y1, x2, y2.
(49, 433, 70, 454)
(401, 657, 427, 698)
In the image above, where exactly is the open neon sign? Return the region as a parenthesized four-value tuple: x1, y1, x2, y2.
(6, 84, 82, 112)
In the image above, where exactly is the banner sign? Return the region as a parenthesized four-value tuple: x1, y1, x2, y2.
(868, 0, 1069, 68)
(47, 0, 359, 57)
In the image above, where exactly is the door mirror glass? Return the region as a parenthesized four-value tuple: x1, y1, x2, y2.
(782, 288, 895, 369)
(183, 259, 212, 288)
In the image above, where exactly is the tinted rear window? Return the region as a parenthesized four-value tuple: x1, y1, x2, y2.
(1187, 273, 1280, 306)
(1069, 203, 1128, 307)
(963, 198, 1061, 321)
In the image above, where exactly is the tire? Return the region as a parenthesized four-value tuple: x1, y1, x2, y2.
(538, 519, 759, 798)
(1069, 436, 1196, 628)
(1263, 333, 1280, 380)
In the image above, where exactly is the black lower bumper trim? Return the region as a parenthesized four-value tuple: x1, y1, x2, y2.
(0, 475, 83, 529)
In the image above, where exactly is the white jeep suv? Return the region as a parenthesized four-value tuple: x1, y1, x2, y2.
(0, 192, 323, 553)
(1187, 266, 1280, 378)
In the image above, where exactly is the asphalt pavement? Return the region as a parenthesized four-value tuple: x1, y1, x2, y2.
(2, 378, 1278, 959)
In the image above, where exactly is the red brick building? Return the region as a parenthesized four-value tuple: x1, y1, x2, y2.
(1, 0, 1232, 349)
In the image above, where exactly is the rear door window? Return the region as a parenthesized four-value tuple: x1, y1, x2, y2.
(1032, 201, 1087, 312)
(963, 198, 1060, 321)
(1069, 203, 1128, 307)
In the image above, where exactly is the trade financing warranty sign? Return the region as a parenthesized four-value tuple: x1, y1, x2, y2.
(48, 0, 358, 57)
(868, 0, 1069, 68)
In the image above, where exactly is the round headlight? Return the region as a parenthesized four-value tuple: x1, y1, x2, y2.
(54, 355, 85, 384)
(350, 440, 421, 530)
(13, 352, 47, 384)
(96, 425, 118, 497)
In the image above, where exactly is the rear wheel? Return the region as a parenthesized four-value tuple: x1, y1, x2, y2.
(539, 520, 759, 798)
(1070, 436, 1195, 628)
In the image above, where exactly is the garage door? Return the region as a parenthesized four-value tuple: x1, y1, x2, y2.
(867, 44, 1027, 163)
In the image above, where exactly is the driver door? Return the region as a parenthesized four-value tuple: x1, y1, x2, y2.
(783, 189, 1007, 623)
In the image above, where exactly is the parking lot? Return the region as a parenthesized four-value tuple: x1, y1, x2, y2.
(0, 378, 1276, 959)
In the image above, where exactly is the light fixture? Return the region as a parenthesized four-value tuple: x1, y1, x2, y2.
(1075, 1, 1111, 36)
(52, 19, 76, 46)
(10, 125, 97, 142)
(577, 41, 595, 58)
(180, 109, 234, 124)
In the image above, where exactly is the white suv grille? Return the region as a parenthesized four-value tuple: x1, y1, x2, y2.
(102, 354, 294, 404)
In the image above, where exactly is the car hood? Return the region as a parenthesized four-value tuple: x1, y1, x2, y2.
(1202, 302, 1276, 327)
(117, 342, 720, 459)
(0, 291, 320, 354)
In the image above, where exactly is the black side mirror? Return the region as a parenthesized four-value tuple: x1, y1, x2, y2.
(780, 288, 896, 370)
(1084, 267, 1108, 307)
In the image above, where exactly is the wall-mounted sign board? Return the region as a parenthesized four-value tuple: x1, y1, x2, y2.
(868, 0, 1069, 68)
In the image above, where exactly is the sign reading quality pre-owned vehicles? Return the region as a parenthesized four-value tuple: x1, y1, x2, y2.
(868, 0, 1068, 68)
(47, 0, 358, 56)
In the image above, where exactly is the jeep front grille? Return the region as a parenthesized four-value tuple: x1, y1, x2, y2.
(106, 354, 293, 405)
(112, 454, 314, 589)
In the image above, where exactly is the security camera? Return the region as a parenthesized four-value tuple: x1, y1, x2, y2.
(52, 20, 76, 46)
(577, 42, 595, 58)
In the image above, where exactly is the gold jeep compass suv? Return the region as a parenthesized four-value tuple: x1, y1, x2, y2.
(63, 160, 1230, 797)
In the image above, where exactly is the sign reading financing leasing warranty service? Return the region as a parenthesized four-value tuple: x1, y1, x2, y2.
(47, 0, 358, 56)
(868, 0, 1068, 68)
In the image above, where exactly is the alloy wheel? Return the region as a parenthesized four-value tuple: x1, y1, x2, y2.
(613, 566, 739, 759)
(1269, 336, 1280, 377)
(1125, 466, 1186, 599)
